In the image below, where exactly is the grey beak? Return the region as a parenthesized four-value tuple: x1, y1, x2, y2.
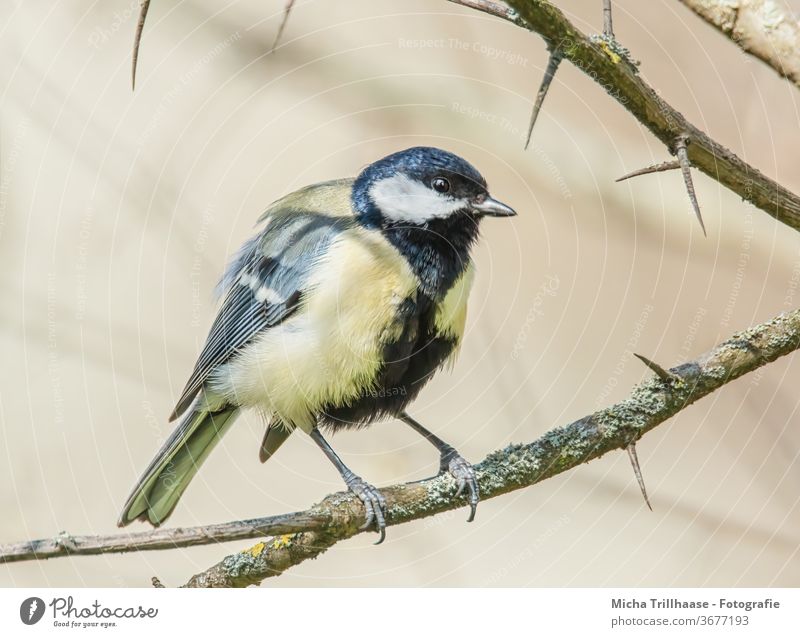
(471, 195, 516, 218)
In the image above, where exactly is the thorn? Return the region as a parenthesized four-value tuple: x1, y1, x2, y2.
(603, 0, 614, 39)
(615, 160, 680, 183)
(633, 353, 679, 383)
(132, 0, 151, 91)
(524, 50, 562, 149)
(674, 136, 706, 236)
(151, 576, 165, 588)
(271, 0, 297, 53)
(626, 443, 652, 511)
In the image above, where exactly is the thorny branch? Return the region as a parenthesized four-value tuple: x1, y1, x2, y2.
(128, 1, 800, 228)
(3, 309, 800, 585)
(42, 0, 794, 586)
(448, 0, 800, 234)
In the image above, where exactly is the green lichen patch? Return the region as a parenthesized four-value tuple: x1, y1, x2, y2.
(589, 34, 639, 69)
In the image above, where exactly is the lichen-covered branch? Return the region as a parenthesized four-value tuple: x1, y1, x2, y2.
(678, 0, 800, 89)
(449, 0, 800, 233)
(0, 512, 327, 564)
(3, 308, 799, 584)
(179, 308, 800, 587)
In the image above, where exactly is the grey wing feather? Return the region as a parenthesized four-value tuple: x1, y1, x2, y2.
(170, 212, 351, 420)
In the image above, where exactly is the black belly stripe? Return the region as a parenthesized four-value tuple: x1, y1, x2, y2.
(318, 294, 458, 431)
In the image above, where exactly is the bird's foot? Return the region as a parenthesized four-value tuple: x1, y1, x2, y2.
(440, 449, 480, 522)
(345, 474, 387, 544)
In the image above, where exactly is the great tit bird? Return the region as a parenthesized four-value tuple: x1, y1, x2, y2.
(118, 146, 516, 542)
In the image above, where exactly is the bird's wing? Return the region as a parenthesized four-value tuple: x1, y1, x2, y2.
(170, 209, 354, 420)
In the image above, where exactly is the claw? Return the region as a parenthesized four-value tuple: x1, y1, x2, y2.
(373, 506, 387, 545)
(444, 452, 480, 522)
(346, 475, 388, 543)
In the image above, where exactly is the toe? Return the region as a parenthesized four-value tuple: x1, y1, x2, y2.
(359, 496, 376, 531)
(455, 476, 466, 498)
(447, 456, 480, 522)
(375, 488, 387, 512)
(348, 478, 388, 542)
(467, 482, 479, 522)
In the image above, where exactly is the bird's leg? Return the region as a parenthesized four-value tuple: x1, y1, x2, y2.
(309, 427, 387, 544)
(400, 412, 479, 522)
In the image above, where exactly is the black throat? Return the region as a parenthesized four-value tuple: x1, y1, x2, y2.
(380, 216, 480, 299)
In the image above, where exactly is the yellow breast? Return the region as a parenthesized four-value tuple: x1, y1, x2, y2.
(433, 264, 474, 368)
(218, 226, 419, 431)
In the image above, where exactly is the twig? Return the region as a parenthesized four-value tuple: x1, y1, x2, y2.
(448, 0, 800, 233)
(525, 50, 563, 148)
(445, 0, 526, 24)
(271, 0, 297, 53)
(615, 160, 680, 182)
(678, 0, 800, 89)
(131, 0, 151, 91)
(626, 442, 652, 511)
(0, 511, 327, 563)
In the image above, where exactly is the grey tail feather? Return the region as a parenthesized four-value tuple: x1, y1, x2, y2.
(118, 406, 239, 527)
(259, 423, 291, 463)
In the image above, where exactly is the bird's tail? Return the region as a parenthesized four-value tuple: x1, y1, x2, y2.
(118, 405, 239, 527)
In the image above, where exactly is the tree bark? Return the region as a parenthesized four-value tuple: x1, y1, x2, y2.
(679, 0, 800, 88)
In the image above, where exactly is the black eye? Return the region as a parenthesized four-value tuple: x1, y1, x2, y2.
(431, 177, 450, 193)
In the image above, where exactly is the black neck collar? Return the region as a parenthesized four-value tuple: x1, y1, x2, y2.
(378, 217, 479, 299)
(352, 177, 481, 299)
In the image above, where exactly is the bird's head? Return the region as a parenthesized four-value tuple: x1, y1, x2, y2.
(352, 146, 516, 227)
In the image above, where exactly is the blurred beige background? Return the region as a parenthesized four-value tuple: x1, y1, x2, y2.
(1, 0, 799, 587)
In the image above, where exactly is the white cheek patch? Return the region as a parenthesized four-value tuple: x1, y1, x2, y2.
(369, 174, 466, 223)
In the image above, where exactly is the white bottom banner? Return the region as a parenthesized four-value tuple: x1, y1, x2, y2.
(0, 588, 796, 636)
